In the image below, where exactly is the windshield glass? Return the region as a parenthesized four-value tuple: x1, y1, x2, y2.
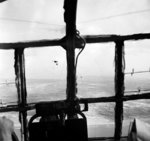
(77, 0, 150, 35)
(0, 0, 65, 42)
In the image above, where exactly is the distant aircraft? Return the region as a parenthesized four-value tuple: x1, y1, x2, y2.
(53, 60, 58, 66)
(0, 0, 7, 3)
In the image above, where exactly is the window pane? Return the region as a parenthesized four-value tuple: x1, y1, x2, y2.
(77, 0, 150, 35)
(123, 99, 150, 136)
(0, 0, 65, 42)
(0, 50, 17, 104)
(77, 43, 115, 98)
(25, 47, 66, 103)
(86, 103, 115, 137)
(125, 40, 150, 94)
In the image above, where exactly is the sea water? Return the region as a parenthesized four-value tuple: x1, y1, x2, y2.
(0, 76, 150, 137)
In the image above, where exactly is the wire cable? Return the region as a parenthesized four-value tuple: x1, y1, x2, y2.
(74, 30, 86, 94)
(79, 9, 150, 24)
(1, 9, 150, 26)
(75, 30, 86, 68)
(0, 17, 64, 26)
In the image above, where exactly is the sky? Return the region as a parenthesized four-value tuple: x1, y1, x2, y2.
(0, 0, 150, 80)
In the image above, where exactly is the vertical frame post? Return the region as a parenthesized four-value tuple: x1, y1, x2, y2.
(64, 0, 78, 102)
(14, 49, 28, 141)
(114, 41, 125, 140)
